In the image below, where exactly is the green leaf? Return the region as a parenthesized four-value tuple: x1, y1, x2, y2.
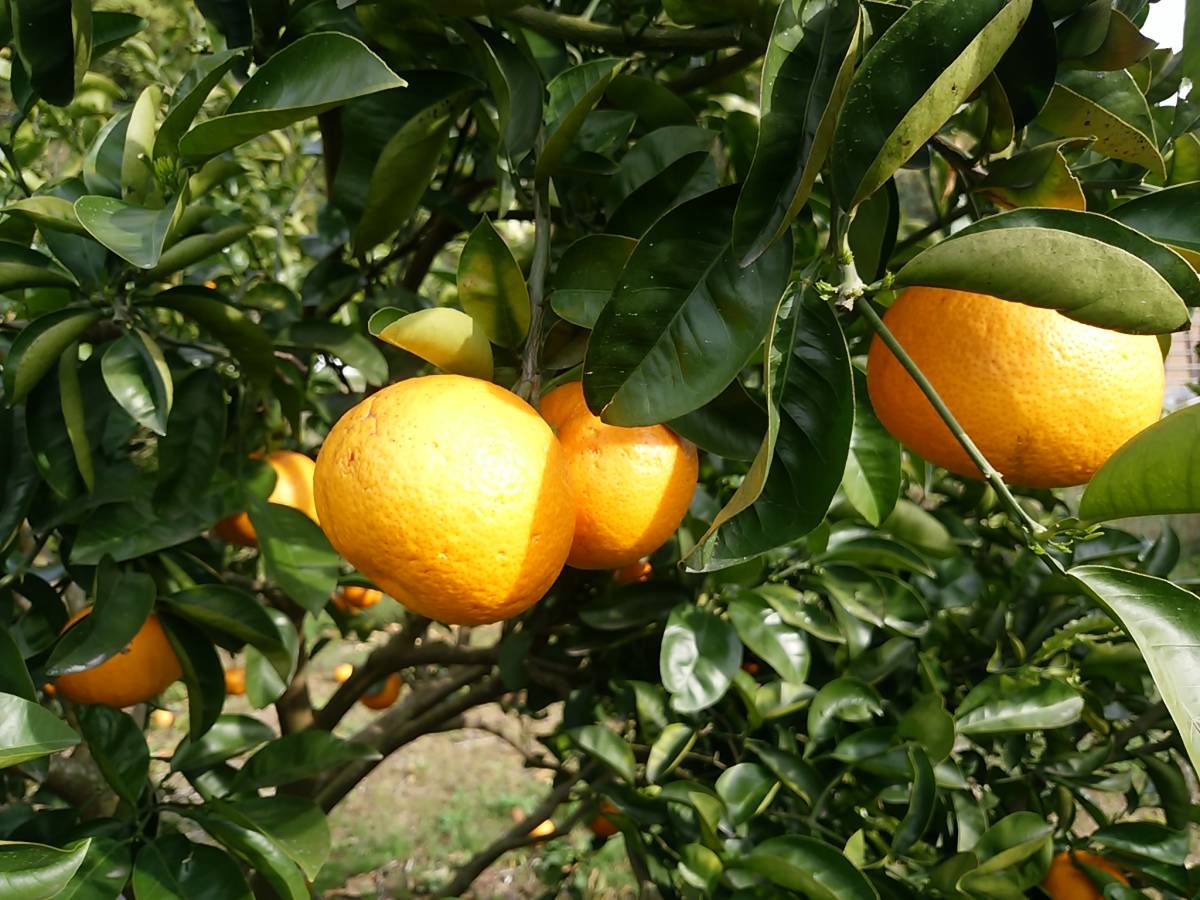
(897, 693, 956, 763)
(171, 715, 276, 773)
(373, 307, 493, 380)
(607, 74, 694, 129)
(660, 604, 742, 713)
(45, 564, 155, 676)
(1110, 181, 1200, 268)
(57, 344, 93, 493)
(76, 706, 148, 807)
(249, 499, 340, 615)
(53, 836, 131, 900)
(678, 843, 722, 894)
(956, 812, 1054, 897)
(842, 373, 901, 526)
(733, 0, 860, 264)
(161, 586, 289, 678)
(646, 723, 697, 784)
(1090, 822, 1189, 866)
(146, 224, 254, 280)
(121, 85, 161, 206)
(83, 111, 129, 197)
(831, 0, 1031, 208)
(667, 378, 767, 462)
(549, 234, 636, 329)
(1, 195, 88, 237)
(535, 58, 624, 188)
(153, 49, 243, 161)
(895, 207, 1195, 334)
(0, 628, 37, 701)
(154, 370, 226, 510)
(212, 796, 331, 882)
(10, 0, 86, 107)
(1140, 752, 1191, 831)
(0, 839, 91, 900)
(716, 762, 779, 827)
(955, 673, 1083, 735)
(744, 836, 880, 900)
(606, 151, 716, 239)
(807, 677, 882, 745)
(456, 217, 531, 349)
(133, 835, 252, 900)
(605, 126, 716, 215)
(193, 814, 307, 900)
(459, 23, 541, 159)
(584, 186, 792, 426)
(26, 367, 83, 500)
(243, 609, 298, 710)
(728, 594, 810, 685)
(179, 33, 406, 161)
(747, 743, 822, 806)
(1036, 69, 1165, 176)
(74, 195, 181, 270)
(232, 731, 379, 792)
(0, 692, 80, 767)
(974, 139, 1088, 210)
(578, 584, 688, 632)
(91, 11, 144, 58)
(147, 287, 275, 385)
(892, 746, 936, 853)
(0, 244, 77, 292)
(160, 617, 225, 741)
(1072, 565, 1200, 779)
(352, 98, 456, 254)
(688, 283, 853, 570)
(100, 330, 173, 436)
(566, 724, 637, 783)
(1079, 404, 1200, 521)
(3, 308, 102, 406)
(0, 409, 39, 546)
(283, 321, 389, 384)
(1063, 8, 1155, 71)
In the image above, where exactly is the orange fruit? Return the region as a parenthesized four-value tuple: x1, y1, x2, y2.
(314, 375, 576, 625)
(612, 559, 652, 585)
(1042, 850, 1127, 899)
(334, 585, 383, 612)
(55, 609, 182, 708)
(215, 450, 319, 547)
(42, 682, 56, 697)
(224, 666, 246, 696)
(528, 819, 556, 840)
(541, 382, 698, 570)
(333, 662, 354, 683)
(866, 287, 1164, 488)
(360, 673, 401, 710)
(150, 709, 175, 728)
(588, 800, 620, 839)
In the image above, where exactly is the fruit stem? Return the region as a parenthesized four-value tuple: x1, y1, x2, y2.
(854, 299, 1050, 547)
(516, 172, 552, 405)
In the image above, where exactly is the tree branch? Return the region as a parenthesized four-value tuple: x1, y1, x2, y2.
(505, 6, 764, 52)
(666, 47, 763, 94)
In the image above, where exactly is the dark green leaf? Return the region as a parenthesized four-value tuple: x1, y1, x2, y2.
(3, 308, 102, 406)
(892, 746, 936, 853)
(0, 244, 76, 293)
(1064, 8, 1156, 70)
(282, 323, 388, 386)
(76, 706, 148, 807)
(100, 330, 173, 436)
(646, 723, 697, 785)
(171, 715, 276, 773)
(667, 378, 767, 462)
(607, 74, 694, 129)
(1090, 822, 1189, 865)
(0, 692, 80, 767)
(459, 23, 541, 158)
(535, 58, 623, 188)
(132, 835, 252, 900)
(232, 731, 379, 791)
(807, 677, 882, 745)
(160, 617, 225, 741)
(660, 604, 742, 713)
(153, 49, 243, 161)
(584, 186, 792, 425)
(956, 812, 1054, 897)
(148, 287, 275, 385)
(74, 195, 181, 270)
(566, 724, 637, 782)
(897, 694, 955, 762)
(146, 224, 255, 280)
(0, 839, 91, 900)
(53, 835, 131, 900)
(456, 218, 531, 348)
(974, 139, 1088, 210)
(0, 628, 37, 701)
(728, 594, 810, 685)
(10, 0, 85, 107)
(26, 368, 82, 500)
(161, 586, 289, 678)
(549, 234, 636, 329)
(57, 344, 93, 493)
(194, 814, 307, 900)
(91, 11, 145, 58)
(0, 408, 40, 543)
(249, 499, 339, 615)
(244, 609, 298, 710)
(605, 126, 716, 215)
(45, 564, 155, 676)
(744, 836, 880, 899)
(715, 762, 778, 827)
(1110, 181, 1200, 268)
(155, 370, 226, 510)
(211, 795, 330, 882)
(842, 371, 901, 526)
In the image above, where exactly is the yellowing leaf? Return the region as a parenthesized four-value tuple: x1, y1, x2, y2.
(374, 307, 494, 380)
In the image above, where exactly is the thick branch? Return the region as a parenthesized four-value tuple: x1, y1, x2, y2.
(506, 6, 764, 52)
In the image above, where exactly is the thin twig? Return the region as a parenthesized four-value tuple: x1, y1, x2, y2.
(505, 6, 764, 52)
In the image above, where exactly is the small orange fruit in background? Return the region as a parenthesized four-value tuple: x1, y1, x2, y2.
(333, 584, 382, 613)
(612, 559, 652, 585)
(314, 375, 576, 626)
(224, 666, 246, 696)
(540, 382, 698, 570)
(333, 662, 354, 683)
(42, 682, 56, 697)
(528, 819, 556, 840)
(866, 287, 1164, 488)
(215, 450, 320, 547)
(588, 800, 620, 839)
(1042, 850, 1127, 899)
(150, 709, 175, 728)
(55, 609, 182, 708)
(360, 673, 401, 710)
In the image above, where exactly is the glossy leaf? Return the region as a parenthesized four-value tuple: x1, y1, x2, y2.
(179, 33, 406, 160)
(744, 836, 880, 899)
(566, 724, 637, 783)
(459, 23, 541, 158)
(896, 207, 1195, 334)
(76, 706, 148, 807)
(147, 224, 254, 279)
(605, 126, 716, 214)
(974, 140, 1087, 210)
(121, 85, 161, 206)
(646, 723, 697, 784)
(45, 564, 155, 676)
(372, 307, 494, 380)
(549, 234, 636, 329)
(26, 367, 83, 500)
(100, 330, 173, 436)
(457, 217, 531, 349)
(892, 746, 936, 853)
(53, 836, 131, 900)
(842, 371, 901, 526)
(0, 244, 77, 293)
(0, 839, 91, 900)
(57, 344, 93, 493)
(831, 0, 1031, 207)
(807, 677, 882, 745)
(171, 715, 276, 773)
(955, 674, 1083, 735)
(161, 586, 289, 678)
(1037, 69, 1165, 176)
(667, 378, 767, 462)
(3, 308, 102, 406)
(249, 499, 340, 615)
(535, 58, 623, 188)
(0, 628, 37, 701)
(1109, 181, 1200, 266)
(160, 617, 225, 741)
(149, 287, 275, 385)
(74, 195, 180, 269)
(716, 763, 778, 826)
(0, 409, 40, 545)
(1089, 822, 1189, 866)
(232, 731, 379, 792)
(1072, 566, 1200, 778)
(956, 812, 1054, 896)
(153, 49, 242, 161)
(244, 609, 298, 710)
(1063, 8, 1155, 71)
(281, 321, 387, 387)
(606, 151, 716, 238)
(154, 370, 226, 510)
(194, 815, 307, 900)
(0, 693, 80, 768)
(2, 195, 88, 237)
(584, 187, 792, 426)
(10, 0, 85, 107)
(897, 693, 956, 763)
(132, 835, 252, 900)
(689, 284, 853, 570)
(660, 604, 742, 713)
(728, 594, 810, 685)
(733, 0, 860, 263)
(212, 796, 331, 882)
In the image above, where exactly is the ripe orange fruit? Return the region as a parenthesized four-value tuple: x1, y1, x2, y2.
(612, 559, 652, 585)
(1042, 850, 1127, 898)
(333, 585, 383, 612)
(55, 609, 182, 708)
(528, 819, 556, 840)
(150, 709, 175, 728)
(215, 450, 320, 547)
(314, 375, 576, 625)
(224, 666, 246, 696)
(866, 287, 1164, 488)
(333, 662, 354, 683)
(360, 673, 401, 710)
(42, 682, 56, 697)
(540, 382, 698, 570)
(588, 800, 620, 839)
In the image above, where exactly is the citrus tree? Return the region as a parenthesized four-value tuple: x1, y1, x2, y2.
(3, 0, 1200, 897)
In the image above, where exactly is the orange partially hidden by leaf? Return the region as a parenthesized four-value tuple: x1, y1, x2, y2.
(588, 800, 620, 839)
(1042, 850, 1127, 899)
(42, 682, 56, 697)
(333, 663, 354, 683)
(334, 585, 383, 613)
(215, 450, 320, 548)
(55, 608, 182, 708)
(224, 666, 246, 696)
(150, 709, 175, 728)
(360, 673, 402, 710)
(612, 559, 652, 585)
(528, 819, 556, 840)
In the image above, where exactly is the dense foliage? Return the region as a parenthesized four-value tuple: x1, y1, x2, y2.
(2, 0, 1200, 897)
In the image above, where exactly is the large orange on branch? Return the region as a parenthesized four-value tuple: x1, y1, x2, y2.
(55, 609, 182, 708)
(314, 375, 576, 625)
(866, 287, 1164, 488)
(215, 450, 320, 547)
(541, 382, 698, 570)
